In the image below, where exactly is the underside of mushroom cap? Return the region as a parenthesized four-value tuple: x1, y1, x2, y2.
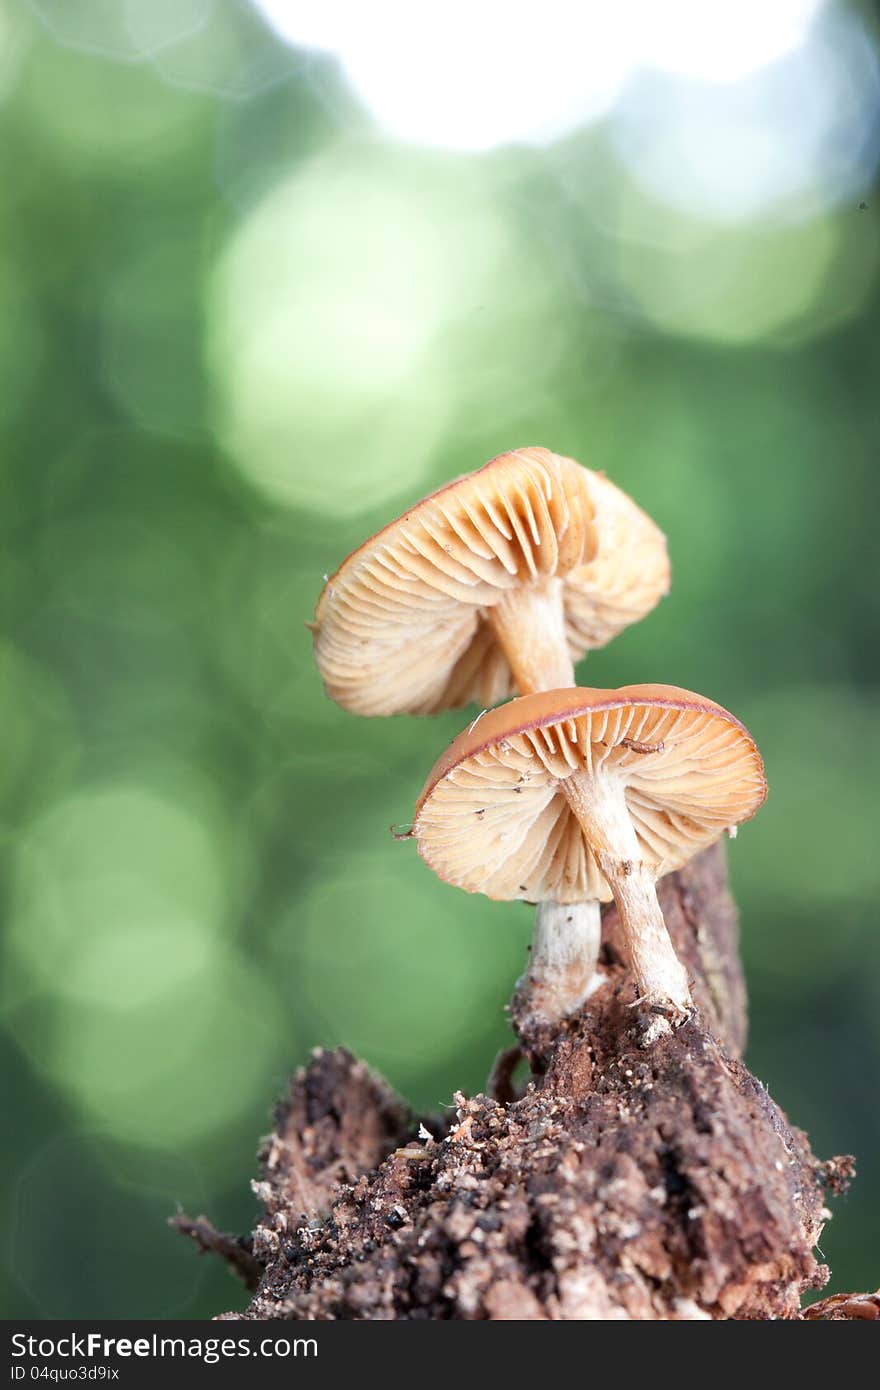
(313, 449, 668, 717)
(413, 685, 766, 905)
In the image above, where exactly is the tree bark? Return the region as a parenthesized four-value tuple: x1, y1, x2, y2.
(178, 845, 856, 1320)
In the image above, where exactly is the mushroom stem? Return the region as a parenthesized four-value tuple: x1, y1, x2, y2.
(562, 772, 693, 1024)
(488, 577, 575, 692)
(523, 899, 603, 1023)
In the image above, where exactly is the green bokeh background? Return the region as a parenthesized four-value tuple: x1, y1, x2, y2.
(2, 1, 879, 1318)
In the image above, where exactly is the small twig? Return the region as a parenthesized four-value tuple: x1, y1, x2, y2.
(170, 1211, 263, 1292)
(802, 1290, 880, 1320)
(486, 1044, 525, 1104)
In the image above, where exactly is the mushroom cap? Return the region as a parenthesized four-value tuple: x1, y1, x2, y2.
(413, 685, 766, 904)
(313, 448, 669, 716)
(564, 469, 671, 654)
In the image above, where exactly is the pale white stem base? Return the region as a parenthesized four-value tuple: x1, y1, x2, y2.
(522, 898, 603, 1023)
(563, 772, 693, 1026)
(488, 577, 575, 693)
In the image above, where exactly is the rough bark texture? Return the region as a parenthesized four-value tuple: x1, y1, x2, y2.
(180, 845, 856, 1320)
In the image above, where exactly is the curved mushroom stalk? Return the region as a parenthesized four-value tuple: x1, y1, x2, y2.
(488, 577, 575, 693)
(563, 771, 692, 1023)
(522, 898, 603, 1023)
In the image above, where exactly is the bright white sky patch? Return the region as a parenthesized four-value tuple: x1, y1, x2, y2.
(612, 9, 880, 222)
(252, 0, 825, 150)
(629, 0, 824, 83)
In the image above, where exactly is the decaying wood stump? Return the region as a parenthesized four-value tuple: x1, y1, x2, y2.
(176, 845, 856, 1320)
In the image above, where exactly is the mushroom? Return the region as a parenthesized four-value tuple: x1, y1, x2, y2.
(312, 448, 669, 715)
(410, 685, 766, 1032)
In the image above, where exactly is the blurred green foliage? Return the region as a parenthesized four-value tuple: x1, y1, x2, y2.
(1, 0, 878, 1318)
